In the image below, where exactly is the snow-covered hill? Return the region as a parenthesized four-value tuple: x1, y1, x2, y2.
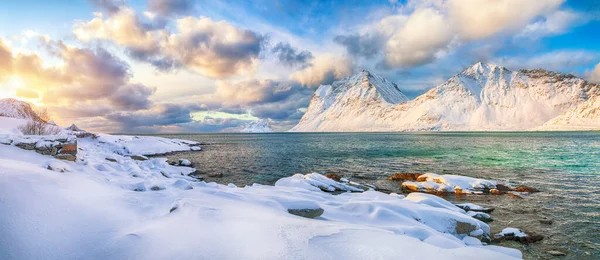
(291, 63, 600, 132)
(0, 98, 38, 119)
(241, 119, 274, 133)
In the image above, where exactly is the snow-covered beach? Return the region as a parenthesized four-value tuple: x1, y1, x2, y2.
(0, 116, 522, 259)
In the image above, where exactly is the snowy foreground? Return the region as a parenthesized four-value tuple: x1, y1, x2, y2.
(0, 124, 521, 259)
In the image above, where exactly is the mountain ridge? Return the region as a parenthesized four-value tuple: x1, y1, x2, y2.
(291, 63, 600, 132)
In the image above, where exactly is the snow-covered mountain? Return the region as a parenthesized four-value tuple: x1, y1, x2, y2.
(290, 70, 409, 131)
(240, 119, 274, 133)
(0, 98, 38, 119)
(539, 94, 600, 130)
(291, 63, 600, 132)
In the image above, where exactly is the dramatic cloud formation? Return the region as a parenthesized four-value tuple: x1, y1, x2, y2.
(290, 54, 354, 88)
(74, 9, 265, 77)
(271, 42, 313, 68)
(0, 38, 156, 120)
(338, 0, 567, 69)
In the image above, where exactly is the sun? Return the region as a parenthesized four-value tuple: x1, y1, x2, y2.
(5, 75, 24, 89)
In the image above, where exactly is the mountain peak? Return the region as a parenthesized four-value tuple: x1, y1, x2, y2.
(0, 98, 38, 119)
(241, 119, 274, 133)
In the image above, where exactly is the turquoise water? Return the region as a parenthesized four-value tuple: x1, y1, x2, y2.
(159, 132, 600, 259)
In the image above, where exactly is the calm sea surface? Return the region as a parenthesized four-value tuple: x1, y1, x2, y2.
(156, 132, 600, 259)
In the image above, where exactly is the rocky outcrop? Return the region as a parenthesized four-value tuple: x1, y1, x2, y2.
(288, 208, 324, 218)
(3, 135, 78, 161)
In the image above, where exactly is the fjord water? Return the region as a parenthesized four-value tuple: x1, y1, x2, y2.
(160, 132, 600, 258)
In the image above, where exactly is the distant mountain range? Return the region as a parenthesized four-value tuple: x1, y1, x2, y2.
(241, 119, 274, 133)
(290, 62, 600, 132)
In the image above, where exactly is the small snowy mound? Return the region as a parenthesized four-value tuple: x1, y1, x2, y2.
(275, 172, 364, 192)
(402, 173, 497, 194)
(240, 119, 274, 133)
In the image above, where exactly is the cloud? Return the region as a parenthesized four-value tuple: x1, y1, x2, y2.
(215, 79, 297, 105)
(249, 93, 310, 120)
(105, 103, 194, 130)
(384, 8, 453, 68)
(448, 0, 564, 40)
(586, 63, 600, 83)
(333, 33, 384, 59)
(342, 0, 568, 69)
(290, 54, 354, 87)
(271, 42, 313, 68)
(517, 10, 583, 39)
(0, 41, 12, 81)
(89, 0, 124, 14)
(148, 0, 193, 16)
(110, 84, 156, 110)
(0, 38, 157, 123)
(493, 50, 599, 72)
(74, 9, 266, 78)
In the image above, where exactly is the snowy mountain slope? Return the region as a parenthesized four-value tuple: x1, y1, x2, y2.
(291, 63, 600, 132)
(241, 119, 274, 133)
(0, 98, 38, 119)
(290, 70, 409, 131)
(539, 94, 600, 130)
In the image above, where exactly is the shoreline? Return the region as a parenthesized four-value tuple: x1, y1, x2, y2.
(0, 128, 523, 259)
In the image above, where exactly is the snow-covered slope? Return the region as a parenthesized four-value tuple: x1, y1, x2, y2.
(539, 94, 600, 130)
(0, 98, 38, 119)
(291, 63, 600, 132)
(290, 70, 409, 131)
(241, 119, 274, 133)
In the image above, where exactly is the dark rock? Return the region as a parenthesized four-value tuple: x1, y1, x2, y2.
(59, 143, 77, 155)
(469, 212, 493, 223)
(388, 172, 423, 181)
(150, 186, 164, 191)
(54, 154, 76, 162)
(455, 204, 495, 213)
(495, 184, 512, 192)
(106, 158, 117, 162)
(15, 142, 36, 150)
(507, 193, 523, 199)
(288, 208, 324, 219)
(130, 155, 148, 161)
(208, 173, 224, 178)
(538, 219, 553, 225)
(514, 185, 540, 193)
(325, 173, 342, 182)
(455, 221, 477, 235)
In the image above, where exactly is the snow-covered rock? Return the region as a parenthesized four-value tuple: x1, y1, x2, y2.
(0, 138, 521, 259)
(291, 63, 600, 132)
(402, 173, 497, 194)
(240, 119, 274, 133)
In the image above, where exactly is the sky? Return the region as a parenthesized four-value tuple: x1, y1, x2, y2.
(0, 0, 599, 133)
